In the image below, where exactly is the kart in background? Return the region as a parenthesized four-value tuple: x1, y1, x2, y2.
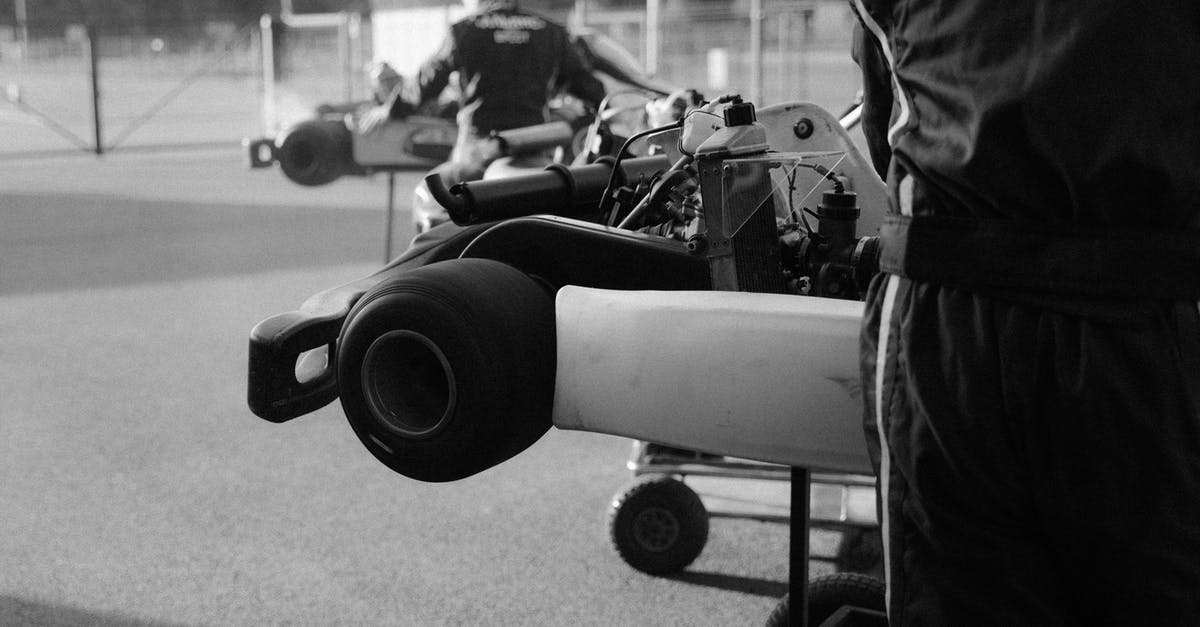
(244, 28, 667, 190)
(244, 108, 458, 186)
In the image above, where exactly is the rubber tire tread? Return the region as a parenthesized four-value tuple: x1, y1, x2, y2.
(763, 572, 886, 627)
(608, 475, 709, 575)
(336, 258, 556, 482)
(277, 119, 351, 186)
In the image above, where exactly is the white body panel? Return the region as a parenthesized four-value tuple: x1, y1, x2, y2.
(552, 287, 872, 475)
(351, 116, 456, 167)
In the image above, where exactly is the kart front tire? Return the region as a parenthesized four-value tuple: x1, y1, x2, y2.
(336, 258, 556, 482)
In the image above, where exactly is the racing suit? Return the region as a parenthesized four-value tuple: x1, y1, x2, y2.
(852, 1, 1200, 624)
(400, 0, 605, 179)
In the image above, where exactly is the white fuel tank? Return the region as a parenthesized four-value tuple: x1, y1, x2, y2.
(552, 287, 872, 475)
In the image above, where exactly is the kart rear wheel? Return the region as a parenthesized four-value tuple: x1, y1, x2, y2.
(763, 572, 887, 627)
(609, 475, 709, 575)
(336, 258, 556, 482)
(276, 119, 354, 186)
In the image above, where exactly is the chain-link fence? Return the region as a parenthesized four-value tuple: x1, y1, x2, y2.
(0, 20, 267, 156)
(0, 3, 860, 157)
(262, 12, 371, 134)
(0, 14, 376, 157)
(584, 1, 861, 112)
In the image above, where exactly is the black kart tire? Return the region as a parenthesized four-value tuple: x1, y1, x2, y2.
(609, 475, 709, 575)
(763, 572, 886, 627)
(276, 119, 355, 186)
(336, 258, 556, 482)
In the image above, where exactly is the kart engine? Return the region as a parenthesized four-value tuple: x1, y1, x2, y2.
(591, 96, 881, 300)
(433, 97, 881, 300)
(636, 149, 880, 300)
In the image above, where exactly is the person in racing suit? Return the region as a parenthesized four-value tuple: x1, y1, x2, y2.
(363, 0, 605, 181)
(852, 1, 1200, 624)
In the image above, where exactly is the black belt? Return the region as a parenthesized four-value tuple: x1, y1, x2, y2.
(879, 215, 1200, 300)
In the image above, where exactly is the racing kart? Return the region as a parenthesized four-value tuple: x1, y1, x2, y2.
(244, 107, 458, 186)
(246, 97, 888, 625)
(244, 28, 672, 189)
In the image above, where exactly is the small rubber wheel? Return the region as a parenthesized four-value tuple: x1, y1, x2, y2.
(608, 475, 708, 575)
(276, 119, 353, 186)
(763, 572, 886, 627)
(336, 258, 556, 482)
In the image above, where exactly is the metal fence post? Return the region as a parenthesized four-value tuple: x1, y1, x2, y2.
(338, 13, 351, 102)
(777, 11, 790, 105)
(259, 14, 277, 136)
(644, 0, 659, 76)
(15, 0, 28, 61)
(346, 12, 363, 102)
(749, 0, 764, 105)
(86, 25, 104, 155)
(573, 0, 588, 31)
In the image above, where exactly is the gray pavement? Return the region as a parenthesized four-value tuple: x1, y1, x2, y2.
(1, 149, 800, 626)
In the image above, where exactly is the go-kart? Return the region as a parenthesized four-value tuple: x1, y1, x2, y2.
(247, 97, 888, 625)
(245, 28, 671, 190)
(244, 106, 458, 186)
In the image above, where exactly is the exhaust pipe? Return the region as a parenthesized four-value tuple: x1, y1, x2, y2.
(423, 155, 670, 226)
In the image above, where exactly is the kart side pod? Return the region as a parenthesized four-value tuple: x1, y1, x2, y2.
(552, 287, 872, 475)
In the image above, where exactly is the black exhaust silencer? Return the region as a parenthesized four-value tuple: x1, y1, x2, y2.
(424, 155, 671, 226)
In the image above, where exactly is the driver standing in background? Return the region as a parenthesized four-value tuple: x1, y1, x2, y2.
(852, 0, 1200, 624)
(361, 0, 605, 181)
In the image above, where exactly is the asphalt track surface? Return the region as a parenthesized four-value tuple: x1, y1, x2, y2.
(0, 147, 831, 626)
